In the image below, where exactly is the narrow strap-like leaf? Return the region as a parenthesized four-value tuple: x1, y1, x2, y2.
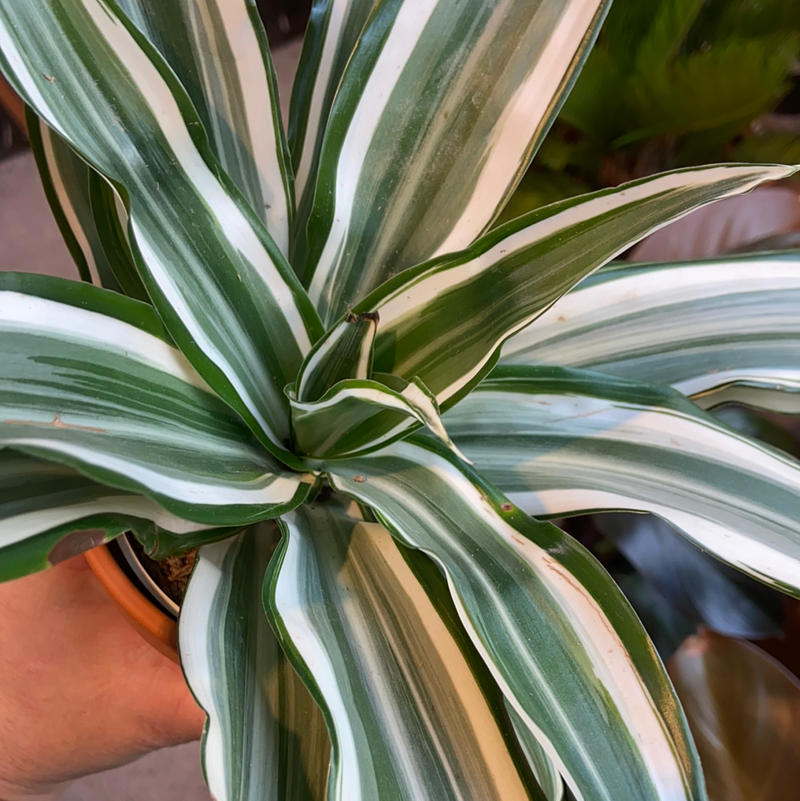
(0, 450, 215, 582)
(288, 0, 375, 257)
(289, 376, 456, 459)
(25, 109, 122, 293)
(312, 164, 793, 410)
(0, 0, 323, 458)
(180, 524, 330, 801)
(297, 312, 378, 402)
(329, 438, 705, 801)
(116, 0, 294, 254)
(268, 499, 542, 800)
(505, 702, 565, 801)
(446, 366, 800, 597)
(303, 0, 611, 324)
(501, 252, 800, 413)
(0, 275, 311, 524)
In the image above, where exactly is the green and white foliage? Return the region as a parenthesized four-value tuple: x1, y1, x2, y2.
(1, 1, 799, 800)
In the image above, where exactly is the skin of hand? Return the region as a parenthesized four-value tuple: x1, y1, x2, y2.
(0, 553, 205, 800)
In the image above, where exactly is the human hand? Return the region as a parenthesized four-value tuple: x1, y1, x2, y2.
(0, 552, 205, 800)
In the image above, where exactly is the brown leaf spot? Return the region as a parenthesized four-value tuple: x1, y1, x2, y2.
(353, 475, 366, 483)
(43, 73, 55, 83)
(500, 502, 513, 512)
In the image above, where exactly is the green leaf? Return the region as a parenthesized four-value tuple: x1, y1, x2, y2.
(116, 0, 294, 255)
(289, 374, 457, 460)
(669, 631, 800, 801)
(288, 0, 375, 258)
(268, 498, 543, 801)
(329, 438, 705, 801)
(180, 524, 330, 801)
(446, 366, 800, 598)
(595, 513, 783, 639)
(0, 0, 323, 459)
(302, 0, 611, 325)
(501, 252, 800, 413)
(25, 110, 123, 294)
(0, 274, 311, 525)
(0, 450, 214, 582)
(329, 164, 794, 411)
(297, 311, 378, 402)
(505, 702, 565, 801)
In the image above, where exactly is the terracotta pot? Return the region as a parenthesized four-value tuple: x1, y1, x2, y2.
(84, 543, 179, 664)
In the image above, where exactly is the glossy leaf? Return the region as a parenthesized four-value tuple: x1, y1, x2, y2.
(0, 274, 311, 525)
(446, 366, 800, 597)
(0, 0, 323, 459)
(669, 631, 800, 801)
(330, 164, 794, 411)
(116, 0, 293, 254)
(303, 0, 611, 324)
(329, 438, 705, 801)
(180, 525, 330, 801)
(268, 498, 542, 800)
(501, 252, 800, 413)
(0, 450, 214, 582)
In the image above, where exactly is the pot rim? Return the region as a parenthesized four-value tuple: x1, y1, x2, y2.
(84, 538, 179, 664)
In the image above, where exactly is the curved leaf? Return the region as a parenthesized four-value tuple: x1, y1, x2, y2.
(329, 438, 705, 801)
(180, 525, 330, 801)
(289, 375, 455, 459)
(501, 252, 800, 413)
(339, 164, 794, 410)
(0, 275, 311, 525)
(303, 0, 611, 323)
(669, 631, 800, 801)
(446, 366, 800, 597)
(0, 450, 214, 582)
(268, 498, 542, 801)
(116, 0, 293, 254)
(0, 0, 323, 459)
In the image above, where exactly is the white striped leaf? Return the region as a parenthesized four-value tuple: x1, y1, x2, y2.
(84, 167, 152, 301)
(0, 449, 215, 582)
(501, 252, 800, 413)
(288, 0, 375, 257)
(297, 311, 378, 402)
(324, 164, 793, 411)
(446, 366, 800, 597)
(302, 0, 612, 324)
(505, 702, 565, 801)
(289, 375, 455, 459)
(0, 0, 323, 459)
(268, 498, 544, 801)
(116, 0, 293, 254)
(180, 524, 330, 801)
(25, 110, 124, 294)
(0, 274, 311, 525)
(329, 438, 705, 801)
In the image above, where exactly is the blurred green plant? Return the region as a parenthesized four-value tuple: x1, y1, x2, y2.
(500, 0, 800, 220)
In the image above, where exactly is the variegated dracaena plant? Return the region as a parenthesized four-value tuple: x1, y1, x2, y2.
(1, 1, 799, 799)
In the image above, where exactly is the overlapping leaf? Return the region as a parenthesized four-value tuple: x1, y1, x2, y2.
(0, 274, 310, 525)
(446, 366, 800, 596)
(302, 0, 612, 323)
(180, 524, 330, 801)
(0, 0, 323, 459)
(318, 164, 793, 411)
(0, 450, 214, 582)
(329, 438, 704, 801)
(269, 499, 543, 800)
(501, 252, 800, 412)
(116, 0, 293, 254)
